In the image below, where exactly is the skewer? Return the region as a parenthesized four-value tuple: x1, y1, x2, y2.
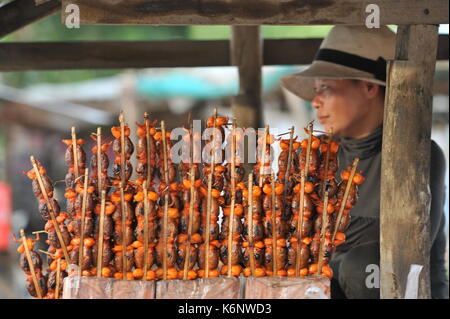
(247, 173, 256, 277)
(282, 126, 295, 219)
(78, 169, 90, 277)
(270, 173, 277, 276)
(259, 125, 269, 187)
(71, 127, 80, 179)
(183, 123, 196, 280)
(161, 120, 169, 280)
(144, 112, 153, 187)
(32, 231, 47, 235)
(119, 112, 126, 187)
(320, 129, 333, 198)
(96, 190, 106, 278)
(55, 257, 61, 299)
(96, 127, 102, 195)
(120, 182, 127, 279)
(38, 249, 54, 257)
(142, 181, 150, 281)
(295, 122, 313, 276)
(204, 108, 218, 278)
(317, 191, 329, 276)
(331, 158, 360, 243)
(20, 229, 42, 299)
(30, 156, 70, 262)
(227, 118, 237, 277)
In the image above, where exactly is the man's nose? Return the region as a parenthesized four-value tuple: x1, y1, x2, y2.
(312, 95, 322, 109)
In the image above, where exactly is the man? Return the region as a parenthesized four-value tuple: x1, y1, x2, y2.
(281, 26, 448, 299)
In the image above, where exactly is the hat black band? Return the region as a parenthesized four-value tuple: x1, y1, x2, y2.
(315, 48, 387, 82)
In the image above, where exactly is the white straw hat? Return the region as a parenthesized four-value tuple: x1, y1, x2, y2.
(280, 26, 396, 101)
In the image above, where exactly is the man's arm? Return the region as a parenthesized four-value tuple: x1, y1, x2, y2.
(429, 140, 446, 243)
(429, 140, 448, 299)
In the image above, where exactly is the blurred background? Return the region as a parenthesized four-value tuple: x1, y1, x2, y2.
(0, 11, 448, 298)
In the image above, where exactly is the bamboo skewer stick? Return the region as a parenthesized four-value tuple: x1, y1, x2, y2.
(247, 173, 256, 277)
(282, 127, 295, 219)
(20, 229, 42, 299)
(142, 181, 150, 281)
(271, 173, 277, 276)
(183, 124, 196, 280)
(96, 190, 106, 278)
(259, 125, 269, 187)
(204, 108, 217, 278)
(161, 121, 169, 280)
(295, 122, 313, 276)
(119, 112, 126, 187)
(120, 183, 127, 279)
(55, 257, 61, 299)
(317, 191, 329, 276)
(144, 112, 152, 186)
(96, 127, 102, 195)
(71, 127, 79, 180)
(320, 129, 333, 198)
(227, 118, 237, 278)
(30, 156, 70, 262)
(332, 158, 360, 243)
(78, 169, 89, 277)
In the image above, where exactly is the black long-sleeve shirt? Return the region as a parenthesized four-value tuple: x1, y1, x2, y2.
(332, 125, 448, 299)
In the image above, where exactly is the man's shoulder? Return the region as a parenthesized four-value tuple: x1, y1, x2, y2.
(430, 140, 446, 173)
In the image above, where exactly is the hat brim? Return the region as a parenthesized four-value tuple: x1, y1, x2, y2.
(280, 60, 386, 101)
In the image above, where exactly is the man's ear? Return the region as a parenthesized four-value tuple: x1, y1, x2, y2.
(363, 81, 380, 99)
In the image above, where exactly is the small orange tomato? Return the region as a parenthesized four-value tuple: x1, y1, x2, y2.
(70, 237, 80, 246)
(64, 189, 77, 199)
(102, 267, 112, 278)
(309, 263, 318, 275)
(131, 240, 143, 249)
(134, 192, 144, 202)
(277, 269, 287, 277)
(111, 127, 121, 138)
(105, 202, 115, 215)
(145, 270, 156, 280)
(341, 170, 350, 181)
(304, 182, 314, 194)
(168, 208, 179, 218)
(353, 173, 365, 185)
(252, 186, 262, 197)
(300, 268, 309, 277)
(287, 268, 296, 277)
(243, 267, 252, 277)
(321, 265, 333, 279)
(262, 184, 271, 195)
(274, 183, 284, 195)
(211, 188, 220, 199)
(84, 238, 95, 247)
(255, 241, 265, 249)
(126, 272, 134, 280)
(191, 233, 202, 244)
(182, 179, 191, 190)
(82, 270, 91, 277)
(133, 268, 144, 279)
(148, 191, 159, 201)
(255, 268, 266, 277)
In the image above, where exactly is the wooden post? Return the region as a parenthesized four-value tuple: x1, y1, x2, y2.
(231, 26, 263, 130)
(231, 26, 263, 175)
(380, 24, 439, 299)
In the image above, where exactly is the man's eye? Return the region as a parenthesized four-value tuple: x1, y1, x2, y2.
(314, 85, 331, 94)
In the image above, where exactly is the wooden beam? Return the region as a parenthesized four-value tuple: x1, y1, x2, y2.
(231, 26, 263, 129)
(380, 25, 439, 299)
(0, 36, 448, 71)
(0, 0, 61, 39)
(61, 0, 448, 25)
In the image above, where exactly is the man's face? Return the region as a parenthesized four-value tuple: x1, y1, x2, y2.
(312, 79, 374, 138)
